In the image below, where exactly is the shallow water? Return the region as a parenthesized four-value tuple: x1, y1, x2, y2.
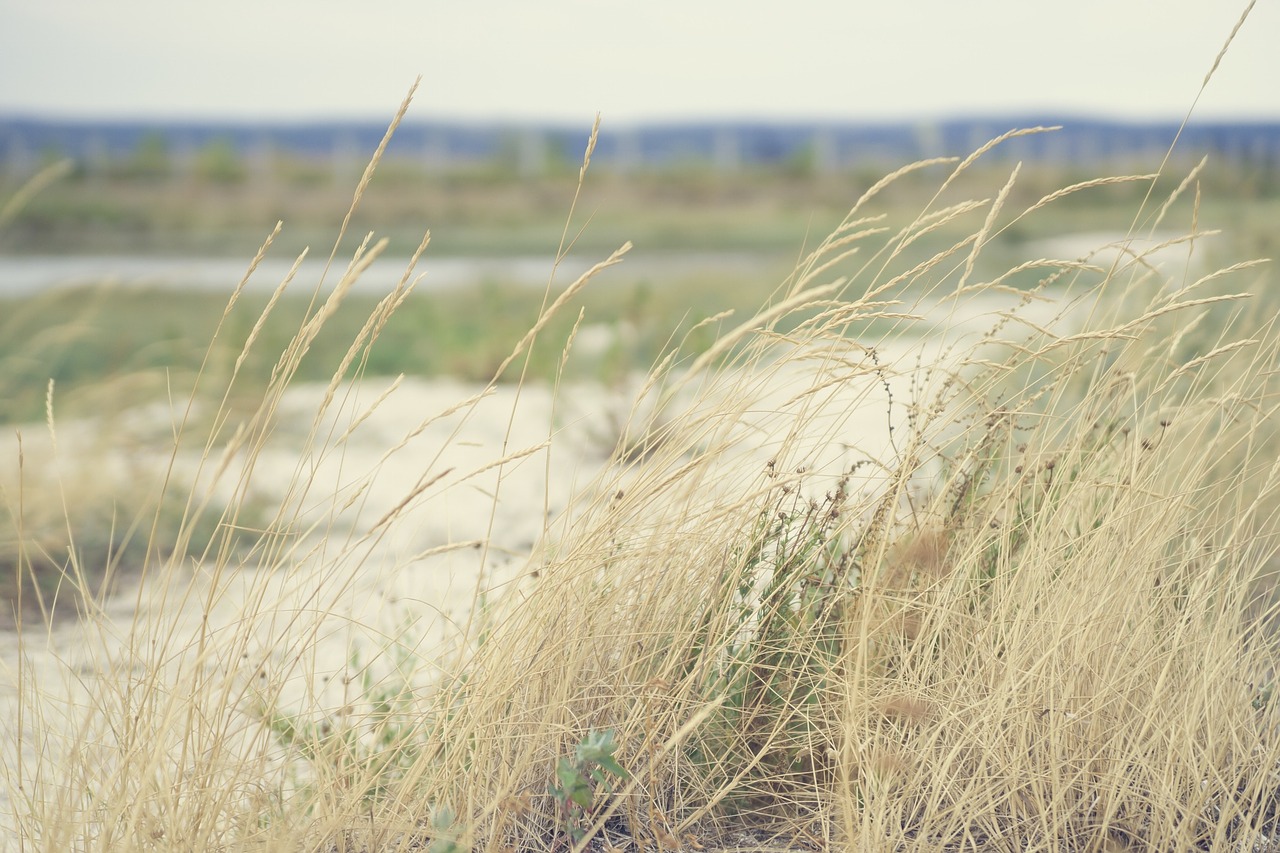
(0, 250, 780, 298)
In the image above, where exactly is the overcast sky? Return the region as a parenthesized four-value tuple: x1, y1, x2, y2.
(0, 1, 1274, 124)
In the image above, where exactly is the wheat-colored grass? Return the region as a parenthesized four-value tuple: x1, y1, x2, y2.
(4, 66, 1280, 853)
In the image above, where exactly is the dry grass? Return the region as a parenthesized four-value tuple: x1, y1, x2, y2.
(5, 70, 1280, 853)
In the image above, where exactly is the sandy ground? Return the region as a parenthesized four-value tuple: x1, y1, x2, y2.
(0, 274, 1110, 844)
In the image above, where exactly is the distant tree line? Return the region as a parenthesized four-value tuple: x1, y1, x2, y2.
(2, 117, 1278, 182)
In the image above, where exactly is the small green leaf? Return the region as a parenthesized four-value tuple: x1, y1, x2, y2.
(554, 758, 579, 790)
(596, 755, 628, 780)
(569, 782, 594, 811)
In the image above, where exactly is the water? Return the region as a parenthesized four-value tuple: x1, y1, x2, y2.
(0, 250, 777, 298)
(0, 231, 1200, 301)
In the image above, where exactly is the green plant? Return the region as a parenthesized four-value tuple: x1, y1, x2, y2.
(426, 804, 467, 853)
(548, 729, 629, 846)
(690, 478, 853, 809)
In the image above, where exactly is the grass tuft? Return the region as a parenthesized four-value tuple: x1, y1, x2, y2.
(3, 94, 1280, 851)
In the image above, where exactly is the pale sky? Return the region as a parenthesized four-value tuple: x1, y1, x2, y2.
(0, 1, 1274, 124)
